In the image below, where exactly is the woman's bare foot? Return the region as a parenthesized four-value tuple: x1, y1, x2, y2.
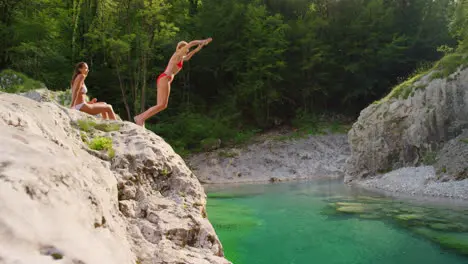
(133, 115, 145, 127)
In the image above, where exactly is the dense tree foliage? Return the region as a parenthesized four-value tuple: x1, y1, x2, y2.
(1, 0, 466, 153)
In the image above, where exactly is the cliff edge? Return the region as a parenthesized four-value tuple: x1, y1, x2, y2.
(0, 92, 230, 264)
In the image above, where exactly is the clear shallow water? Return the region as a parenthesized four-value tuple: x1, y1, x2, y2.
(205, 179, 468, 264)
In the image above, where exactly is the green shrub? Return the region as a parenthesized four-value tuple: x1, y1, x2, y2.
(0, 69, 44, 93)
(146, 112, 258, 155)
(56, 89, 72, 106)
(88, 136, 112, 151)
(88, 136, 115, 158)
(291, 110, 321, 135)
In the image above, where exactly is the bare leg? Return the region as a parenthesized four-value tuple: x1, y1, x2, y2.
(134, 77, 170, 126)
(92, 102, 110, 119)
(81, 103, 117, 120)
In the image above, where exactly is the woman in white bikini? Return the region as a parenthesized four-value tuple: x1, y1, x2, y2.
(70, 62, 117, 120)
(133, 37, 213, 126)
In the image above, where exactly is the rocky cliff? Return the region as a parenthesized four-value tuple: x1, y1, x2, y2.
(345, 66, 468, 183)
(0, 92, 230, 264)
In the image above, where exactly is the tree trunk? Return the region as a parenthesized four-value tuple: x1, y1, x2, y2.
(72, 0, 82, 63)
(141, 51, 147, 112)
(117, 70, 131, 120)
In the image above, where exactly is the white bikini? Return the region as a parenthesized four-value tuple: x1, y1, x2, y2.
(73, 84, 88, 110)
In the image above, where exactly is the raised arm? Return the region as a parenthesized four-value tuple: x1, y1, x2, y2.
(184, 38, 213, 61)
(184, 44, 203, 61)
(186, 37, 212, 49)
(185, 40, 204, 49)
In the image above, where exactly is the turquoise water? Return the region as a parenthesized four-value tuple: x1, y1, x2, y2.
(206, 179, 468, 264)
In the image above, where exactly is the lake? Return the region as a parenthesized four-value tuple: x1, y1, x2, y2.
(206, 179, 468, 264)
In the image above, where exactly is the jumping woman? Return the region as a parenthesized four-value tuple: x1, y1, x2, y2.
(70, 62, 117, 120)
(133, 38, 213, 126)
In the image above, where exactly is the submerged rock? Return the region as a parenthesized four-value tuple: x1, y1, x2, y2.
(324, 195, 468, 256)
(429, 223, 465, 232)
(333, 202, 372, 214)
(358, 213, 382, 220)
(0, 92, 230, 264)
(413, 228, 468, 255)
(336, 206, 367, 214)
(394, 214, 425, 221)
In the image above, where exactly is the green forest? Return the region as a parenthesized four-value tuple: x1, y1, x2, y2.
(1, 0, 468, 154)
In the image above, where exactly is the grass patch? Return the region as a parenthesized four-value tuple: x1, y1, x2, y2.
(382, 70, 429, 102)
(107, 148, 115, 159)
(80, 131, 89, 143)
(376, 52, 468, 104)
(430, 53, 468, 80)
(328, 121, 353, 134)
(76, 118, 121, 132)
(88, 136, 115, 158)
(231, 129, 262, 145)
(160, 168, 170, 177)
(77, 119, 97, 132)
(94, 122, 121, 132)
(218, 150, 238, 158)
(200, 138, 221, 151)
(441, 167, 447, 173)
(422, 151, 437, 165)
(460, 138, 468, 144)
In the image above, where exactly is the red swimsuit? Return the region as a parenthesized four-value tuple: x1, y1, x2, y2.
(157, 60, 184, 83)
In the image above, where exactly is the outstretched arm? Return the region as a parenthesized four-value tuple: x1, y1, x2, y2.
(186, 37, 212, 49)
(184, 38, 213, 61)
(185, 40, 204, 49)
(184, 44, 203, 61)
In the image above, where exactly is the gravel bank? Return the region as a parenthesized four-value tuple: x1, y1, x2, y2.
(357, 166, 468, 200)
(188, 134, 350, 184)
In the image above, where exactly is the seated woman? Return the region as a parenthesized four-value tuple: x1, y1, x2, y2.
(70, 62, 117, 120)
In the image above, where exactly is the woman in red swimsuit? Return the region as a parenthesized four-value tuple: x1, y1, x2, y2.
(134, 37, 213, 126)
